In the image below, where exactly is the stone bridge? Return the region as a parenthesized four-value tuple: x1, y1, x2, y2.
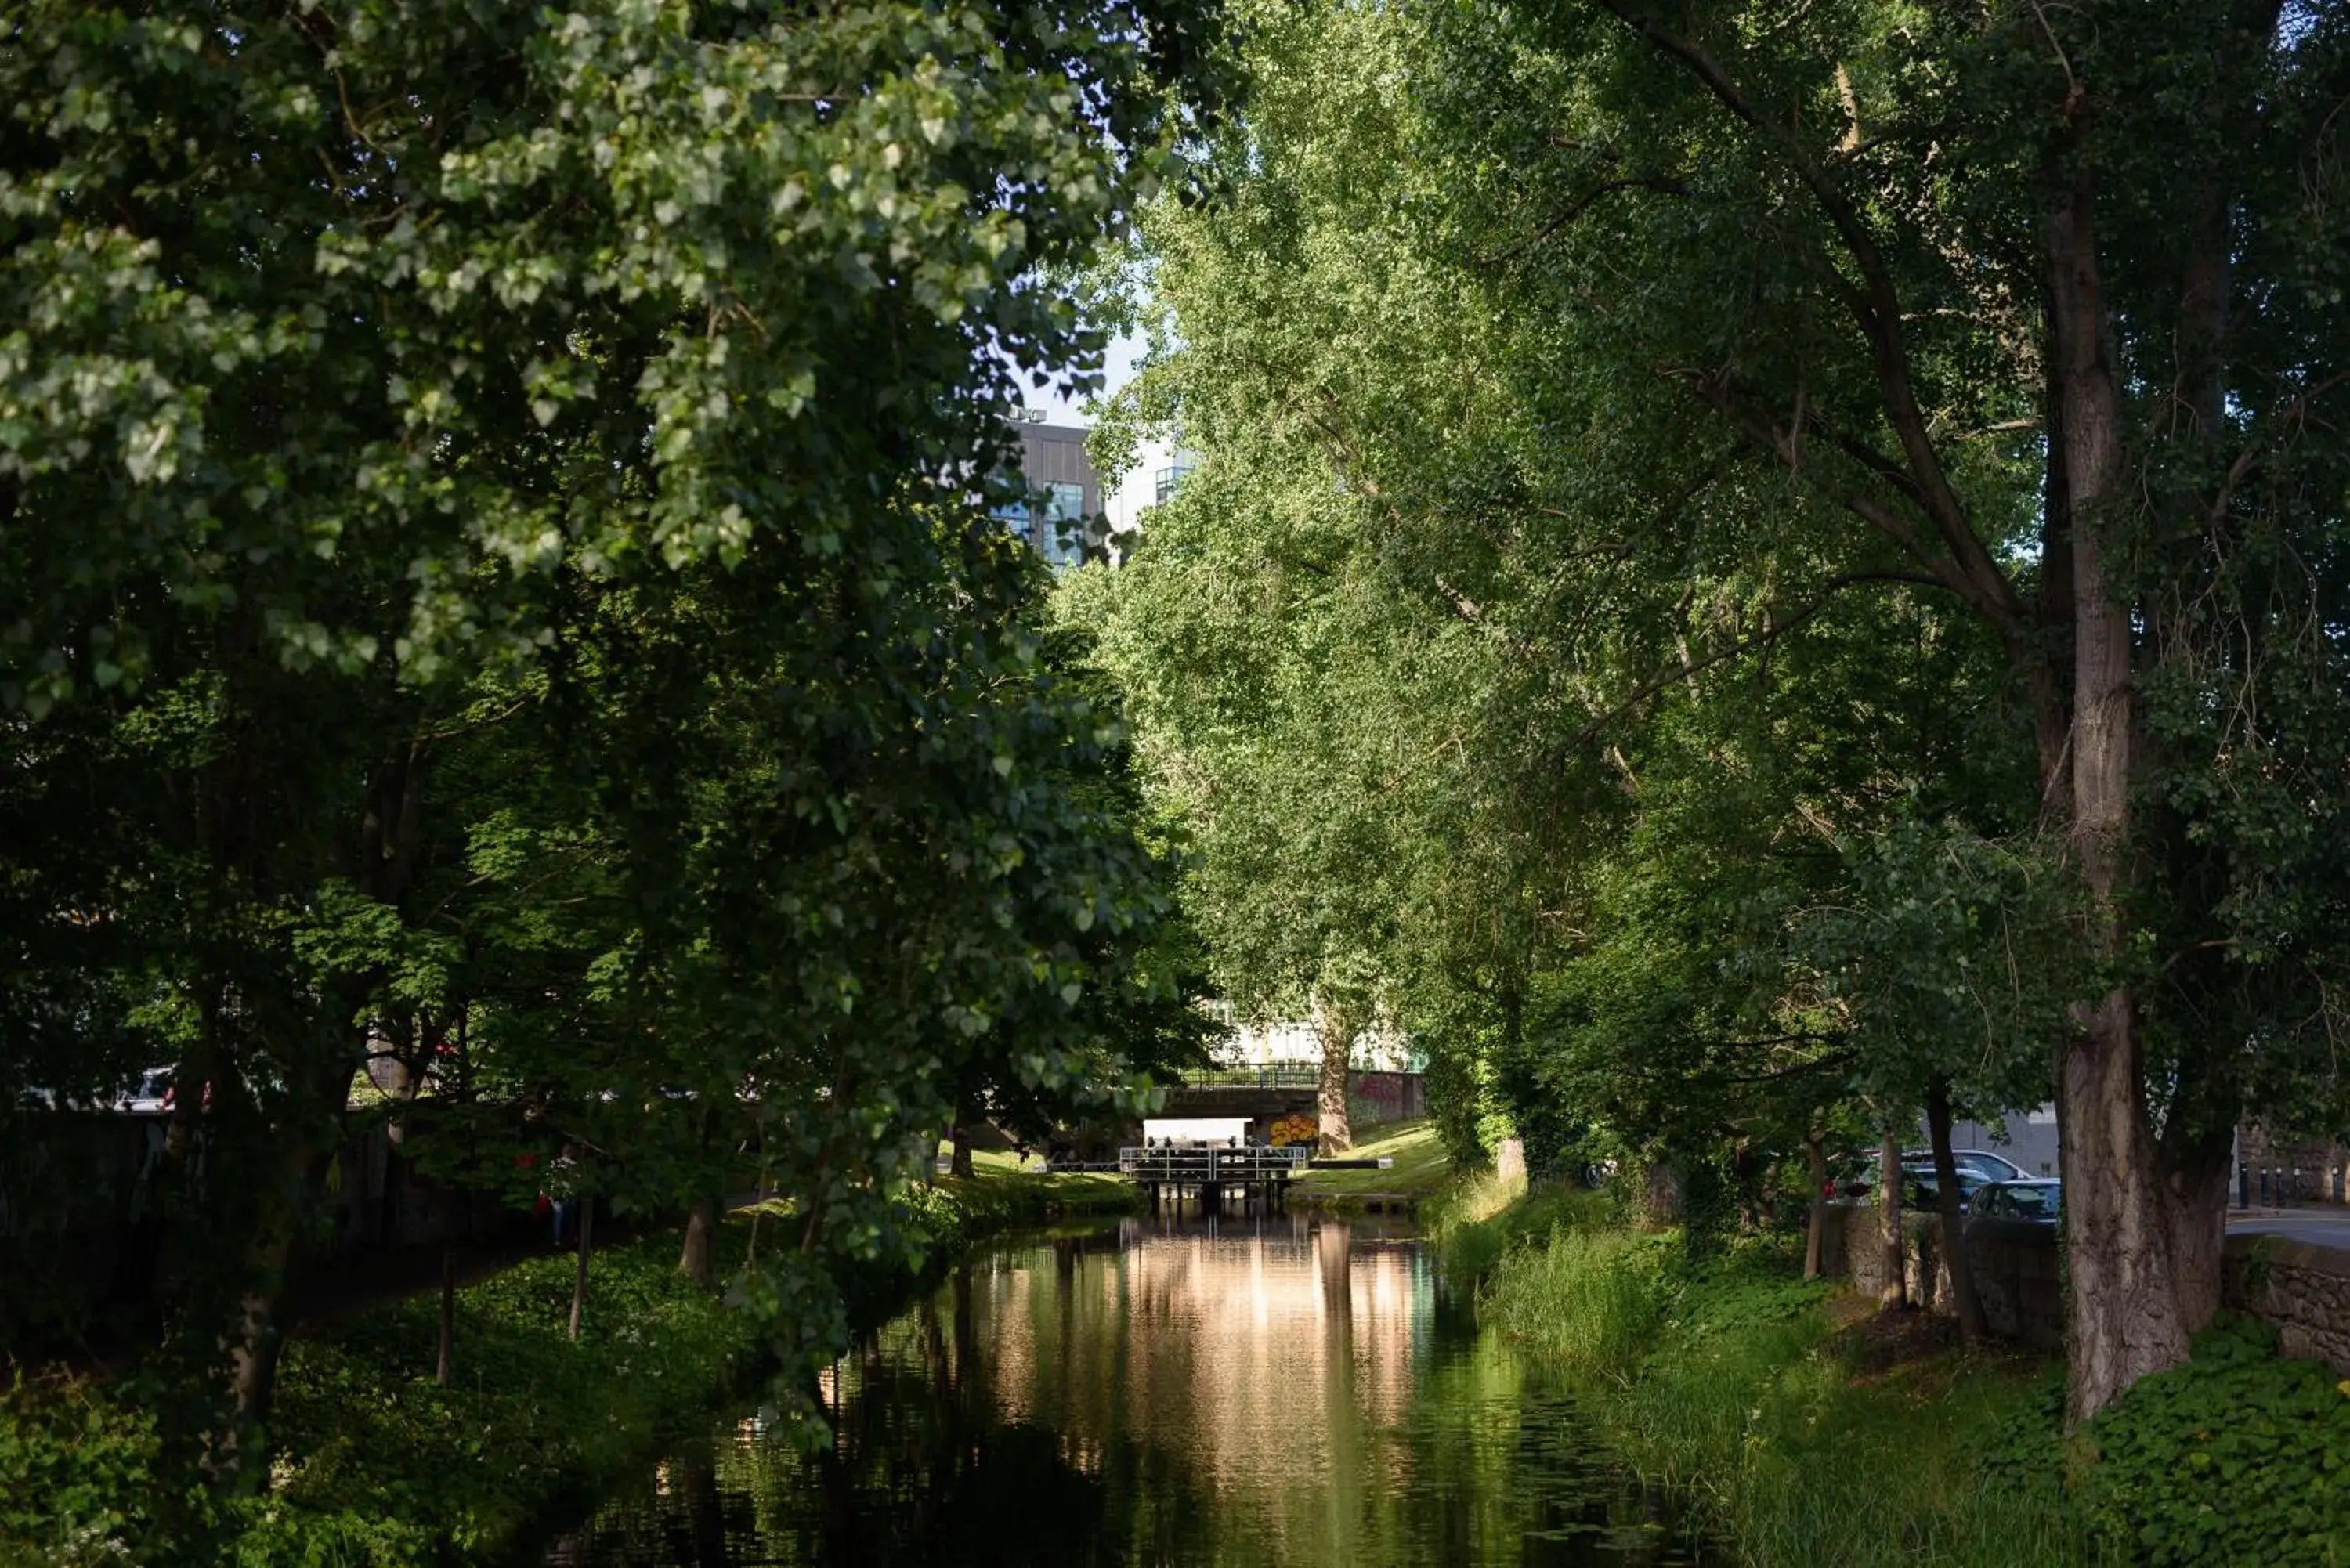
(1157, 1061, 1424, 1139)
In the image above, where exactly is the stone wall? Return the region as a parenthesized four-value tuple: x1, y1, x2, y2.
(1966, 1216, 2066, 1350)
(2223, 1233, 2350, 1371)
(1827, 1201, 2060, 1350)
(1828, 1203, 2350, 1370)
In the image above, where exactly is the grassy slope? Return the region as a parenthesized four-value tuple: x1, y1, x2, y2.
(924, 1149, 1139, 1223)
(1290, 1118, 1450, 1198)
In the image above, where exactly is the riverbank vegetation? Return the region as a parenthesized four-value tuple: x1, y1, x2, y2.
(1453, 1191, 2350, 1566)
(4, 1227, 752, 1566)
(4, 1159, 1137, 1567)
(1477, 1219, 2075, 1566)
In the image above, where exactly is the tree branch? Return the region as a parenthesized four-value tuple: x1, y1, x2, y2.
(1590, 0, 2030, 640)
(1674, 366, 2001, 618)
(1480, 175, 1690, 268)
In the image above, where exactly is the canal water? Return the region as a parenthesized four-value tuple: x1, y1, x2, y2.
(538, 1211, 1702, 1567)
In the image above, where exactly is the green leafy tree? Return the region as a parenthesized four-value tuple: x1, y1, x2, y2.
(1108, 0, 2350, 1420)
(0, 0, 1227, 1498)
(1407, 0, 2350, 1418)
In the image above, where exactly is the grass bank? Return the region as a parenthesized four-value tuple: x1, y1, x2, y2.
(2, 1225, 756, 1567)
(1290, 1118, 1452, 1206)
(1452, 1190, 2350, 1567)
(2, 1164, 1137, 1566)
(931, 1147, 1140, 1223)
(1483, 1223, 2074, 1566)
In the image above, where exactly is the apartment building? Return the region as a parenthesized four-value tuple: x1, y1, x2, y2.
(998, 414, 1101, 567)
(997, 411, 1202, 566)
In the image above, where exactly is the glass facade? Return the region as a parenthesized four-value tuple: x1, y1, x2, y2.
(993, 480, 1090, 568)
(997, 421, 1101, 569)
(1039, 482, 1085, 567)
(1153, 465, 1195, 506)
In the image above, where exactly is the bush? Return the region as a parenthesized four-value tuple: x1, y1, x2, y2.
(2072, 1313, 2350, 1566)
(0, 1370, 164, 1567)
(241, 1232, 757, 1563)
(1473, 1201, 2084, 1568)
(2, 1229, 755, 1568)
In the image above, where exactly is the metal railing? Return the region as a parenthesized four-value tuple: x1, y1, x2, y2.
(1118, 1144, 1313, 1181)
(1173, 1061, 1321, 1091)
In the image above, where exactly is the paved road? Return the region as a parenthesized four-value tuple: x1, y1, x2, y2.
(2229, 1209, 2350, 1250)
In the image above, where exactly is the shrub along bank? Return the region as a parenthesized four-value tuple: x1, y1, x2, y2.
(2, 1169, 1138, 1567)
(909, 1165, 1137, 1235)
(1451, 1188, 2350, 1567)
(3, 1228, 756, 1567)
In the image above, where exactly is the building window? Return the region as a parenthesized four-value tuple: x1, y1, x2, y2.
(1036, 482, 1086, 567)
(996, 486, 1088, 566)
(1153, 466, 1194, 507)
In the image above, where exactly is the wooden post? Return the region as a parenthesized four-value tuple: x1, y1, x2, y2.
(568, 1197, 594, 1342)
(1803, 1117, 1828, 1281)
(436, 1245, 456, 1386)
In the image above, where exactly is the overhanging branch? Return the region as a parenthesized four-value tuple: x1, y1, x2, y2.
(1590, 0, 2031, 642)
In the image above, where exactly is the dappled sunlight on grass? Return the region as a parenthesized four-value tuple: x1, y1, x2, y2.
(1292, 1118, 1450, 1197)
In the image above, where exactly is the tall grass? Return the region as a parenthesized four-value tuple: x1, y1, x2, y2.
(1426, 1176, 1611, 1283)
(1480, 1225, 1672, 1376)
(1471, 1194, 2101, 1568)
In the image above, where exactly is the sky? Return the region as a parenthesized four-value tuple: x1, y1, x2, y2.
(1017, 327, 1148, 428)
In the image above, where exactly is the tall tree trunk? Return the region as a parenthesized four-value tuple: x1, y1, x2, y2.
(1876, 1130, 1906, 1310)
(569, 1196, 594, 1342)
(2142, 23, 2269, 1342)
(226, 1228, 294, 1436)
(218, 1098, 342, 1478)
(2165, 1125, 2236, 1336)
(949, 1104, 975, 1179)
(436, 1245, 456, 1387)
(1804, 1115, 1828, 1281)
(1313, 998, 1354, 1155)
(378, 1135, 405, 1247)
(680, 1197, 716, 1286)
(1924, 1081, 1987, 1343)
(1640, 1153, 1683, 1230)
(2049, 165, 2194, 1422)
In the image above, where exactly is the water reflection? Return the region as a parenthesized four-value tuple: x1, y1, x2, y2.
(540, 1212, 1700, 1567)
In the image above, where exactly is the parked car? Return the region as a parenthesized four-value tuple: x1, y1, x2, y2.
(1843, 1158, 1994, 1209)
(1904, 1147, 2026, 1183)
(1970, 1178, 2063, 1223)
(1903, 1164, 1994, 1209)
(115, 1067, 175, 1113)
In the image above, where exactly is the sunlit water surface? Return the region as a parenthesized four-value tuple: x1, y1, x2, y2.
(537, 1211, 1703, 1567)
